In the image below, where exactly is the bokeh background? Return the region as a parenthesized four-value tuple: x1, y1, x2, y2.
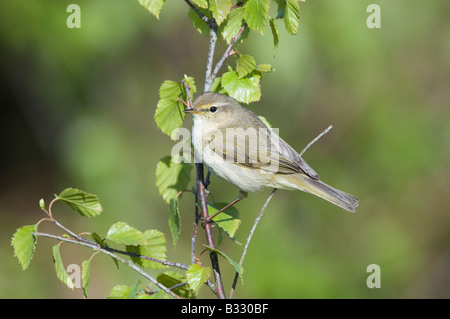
(1, 0, 449, 298)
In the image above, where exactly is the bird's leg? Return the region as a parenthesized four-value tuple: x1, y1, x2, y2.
(202, 190, 248, 227)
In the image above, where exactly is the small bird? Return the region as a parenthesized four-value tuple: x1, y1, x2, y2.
(184, 92, 359, 213)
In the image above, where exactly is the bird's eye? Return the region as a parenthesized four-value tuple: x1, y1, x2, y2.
(209, 106, 217, 113)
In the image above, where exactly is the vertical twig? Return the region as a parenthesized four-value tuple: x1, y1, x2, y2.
(198, 177, 226, 299)
(181, 76, 194, 107)
(185, 0, 247, 299)
(186, 0, 227, 299)
(204, 27, 218, 91)
(191, 206, 200, 265)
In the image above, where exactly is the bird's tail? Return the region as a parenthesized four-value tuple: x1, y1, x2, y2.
(277, 174, 359, 213)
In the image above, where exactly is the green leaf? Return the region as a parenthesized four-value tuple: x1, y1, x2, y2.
(89, 232, 103, 245)
(186, 264, 211, 293)
(56, 188, 103, 218)
(156, 156, 192, 204)
(269, 17, 280, 54)
(284, 0, 300, 35)
(108, 285, 134, 299)
(255, 63, 275, 73)
(236, 54, 256, 78)
(209, 203, 241, 239)
(51, 245, 74, 290)
(210, 77, 227, 94)
(191, 0, 208, 9)
(155, 80, 184, 138)
(107, 283, 147, 299)
(222, 69, 261, 104)
(127, 229, 167, 269)
(244, 0, 270, 34)
(209, 0, 232, 25)
(127, 281, 142, 299)
(159, 79, 182, 99)
(155, 77, 196, 139)
(183, 75, 197, 97)
(137, 0, 165, 19)
(188, 8, 210, 37)
(39, 198, 45, 211)
(204, 245, 244, 282)
(106, 222, 147, 246)
(81, 259, 91, 299)
(157, 271, 194, 299)
(154, 99, 185, 138)
(222, 6, 245, 44)
(169, 198, 181, 246)
(11, 225, 37, 270)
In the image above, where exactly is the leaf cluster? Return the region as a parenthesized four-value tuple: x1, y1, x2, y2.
(148, 0, 302, 38)
(153, 0, 304, 138)
(11, 189, 215, 298)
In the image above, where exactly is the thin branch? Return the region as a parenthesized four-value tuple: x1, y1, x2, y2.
(177, 98, 190, 108)
(206, 280, 219, 298)
(52, 218, 93, 246)
(204, 170, 211, 188)
(204, 196, 243, 224)
(176, 189, 194, 199)
(104, 246, 189, 270)
(204, 28, 218, 91)
(51, 218, 189, 270)
(33, 232, 181, 299)
(190, 217, 220, 298)
(191, 213, 199, 265)
(184, 0, 208, 23)
(181, 76, 194, 108)
(168, 282, 189, 290)
(41, 218, 219, 296)
(229, 188, 278, 298)
(210, 24, 247, 85)
(197, 172, 226, 299)
(300, 125, 333, 156)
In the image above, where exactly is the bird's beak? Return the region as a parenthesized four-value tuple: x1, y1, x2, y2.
(184, 108, 203, 115)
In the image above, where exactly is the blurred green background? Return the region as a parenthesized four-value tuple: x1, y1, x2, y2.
(1, 0, 449, 299)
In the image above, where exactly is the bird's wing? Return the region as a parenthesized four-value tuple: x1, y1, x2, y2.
(269, 133, 319, 179)
(207, 127, 319, 179)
